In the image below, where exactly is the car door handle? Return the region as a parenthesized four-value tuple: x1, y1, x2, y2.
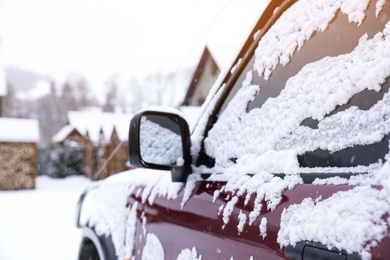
(285, 241, 360, 260)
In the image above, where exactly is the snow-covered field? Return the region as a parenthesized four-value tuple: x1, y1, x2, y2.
(0, 175, 91, 260)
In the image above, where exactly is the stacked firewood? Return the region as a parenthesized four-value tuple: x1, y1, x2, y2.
(0, 142, 36, 190)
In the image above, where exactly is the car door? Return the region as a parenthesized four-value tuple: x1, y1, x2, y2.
(127, 0, 390, 259)
(129, 178, 362, 259)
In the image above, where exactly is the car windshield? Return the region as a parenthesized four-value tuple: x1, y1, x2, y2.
(201, 0, 390, 177)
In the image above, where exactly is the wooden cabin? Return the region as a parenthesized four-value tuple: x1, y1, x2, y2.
(0, 118, 40, 190)
(52, 110, 131, 180)
(182, 46, 220, 106)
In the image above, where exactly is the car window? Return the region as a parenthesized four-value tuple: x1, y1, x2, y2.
(200, 0, 390, 177)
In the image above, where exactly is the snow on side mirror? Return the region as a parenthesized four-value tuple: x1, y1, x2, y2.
(140, 114, 184, 166)
(128, 109, 191, 182)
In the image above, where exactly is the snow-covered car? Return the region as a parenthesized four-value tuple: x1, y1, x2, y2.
(76, 0, 390, 259)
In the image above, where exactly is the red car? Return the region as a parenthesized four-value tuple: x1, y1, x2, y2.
(77, 0, 390, 259)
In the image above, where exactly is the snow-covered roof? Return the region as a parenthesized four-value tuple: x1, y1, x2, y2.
(0, 40, 6, 96)
(51, 125, 80, 143)
(61, 110, 131, 144)
(207, 44, 231, 74)
(0, 118, 39, 143)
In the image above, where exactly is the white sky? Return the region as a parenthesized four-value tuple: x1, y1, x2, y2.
(0, 0, 267, 90)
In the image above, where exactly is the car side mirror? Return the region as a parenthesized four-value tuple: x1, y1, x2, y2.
(128, 109, 192, 182)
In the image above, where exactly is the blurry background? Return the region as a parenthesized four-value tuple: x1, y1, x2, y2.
(0, 0, 265, 145)
(0, 0, 266, 260)
(0, 0, 267, 181)
(0, 2, 267, 257)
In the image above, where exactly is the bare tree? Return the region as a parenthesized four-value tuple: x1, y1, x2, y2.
(103, 78, 118, 112)
(2, 74, 99, 146)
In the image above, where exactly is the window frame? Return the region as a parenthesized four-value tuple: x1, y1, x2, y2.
(194, 0, 296, 167)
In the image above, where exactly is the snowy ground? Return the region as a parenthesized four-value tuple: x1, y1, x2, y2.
(0, 175, 91, 260)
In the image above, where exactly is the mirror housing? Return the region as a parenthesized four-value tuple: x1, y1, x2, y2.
(128, 108, 192, 182)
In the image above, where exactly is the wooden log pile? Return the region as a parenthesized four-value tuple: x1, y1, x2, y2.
(0, 142, 37, 190)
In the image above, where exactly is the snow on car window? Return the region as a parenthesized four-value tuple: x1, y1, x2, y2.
(140, 115, 182, 165)
(254, 0, 382, 80)
(204, 0, 390, 178)
(268, 28, 390, 156)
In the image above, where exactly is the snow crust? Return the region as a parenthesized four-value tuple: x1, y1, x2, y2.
(142, 233, 165, 260)
(278, 185, 390, 258)
(237, 210, 247, 234)
(84, 178, 135, 259)
(125, 202, 138, 259)
(205, 21, 390, 178)
(259, 217, 267, 240)
(140, 116, 182, 165)
(190, 81, 226, 163)
(83, 169, 183, 259)
(278, 161, 390, 259)
(177, 247, 202, 260)
(254, 0, 380, 80)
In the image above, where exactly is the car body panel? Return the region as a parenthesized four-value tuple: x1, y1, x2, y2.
(127, 180, 359, 259)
